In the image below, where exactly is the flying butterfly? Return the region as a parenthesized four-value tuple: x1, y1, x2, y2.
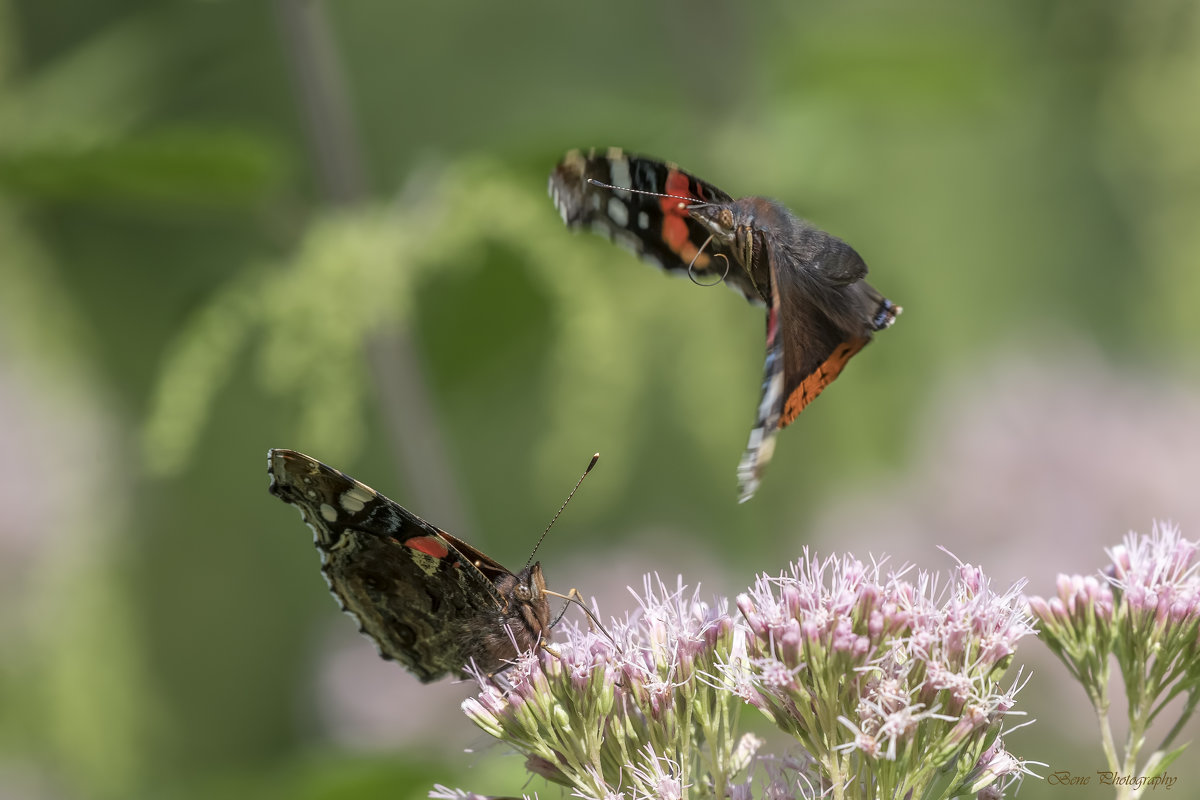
(549, 148, 901, 501)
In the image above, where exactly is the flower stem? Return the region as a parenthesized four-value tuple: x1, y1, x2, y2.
(1088, 681, 1122, 776)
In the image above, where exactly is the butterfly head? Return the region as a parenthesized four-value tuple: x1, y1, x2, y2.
(514, 561, 548, 601)
(503, 562, 553, 643)
(688, 203, 755, 268)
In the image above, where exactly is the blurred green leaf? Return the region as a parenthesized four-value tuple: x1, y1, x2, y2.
(141, 159, 763, 512)
(0, 128, 289, 207)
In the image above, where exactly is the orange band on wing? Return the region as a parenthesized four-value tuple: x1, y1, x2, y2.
(404, 535, 450, 559)
(780, 337, 868, 427)
(660, 170, 707, 267)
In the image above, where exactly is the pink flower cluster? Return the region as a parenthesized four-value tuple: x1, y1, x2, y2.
(735, 551, 1033, 798)
(1106, 523, 1200, 628)
(461, 575, 748, 799)
(1027, 522, 1200, 778)
(458, 555, 1034, 800)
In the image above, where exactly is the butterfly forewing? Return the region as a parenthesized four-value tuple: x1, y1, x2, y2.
(550, 148, 765, 304)
(267, 449, 551, 682)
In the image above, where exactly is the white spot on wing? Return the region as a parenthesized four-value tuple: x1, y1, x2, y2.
(638, 211, 650, 229)
(340, 490, 365, 514)
(319, 503, 338, 522)
(608, 157, 633, 199)
(607, 197, 629, 227)
(759, 372, 784, 418)
(342, 484, 372, 510)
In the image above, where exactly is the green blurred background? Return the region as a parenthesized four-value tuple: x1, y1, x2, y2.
(3, 0, 1200, 797)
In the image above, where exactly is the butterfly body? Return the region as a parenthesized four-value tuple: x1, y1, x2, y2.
(267, 448, 550, 682)
(550, 148, 900, 501)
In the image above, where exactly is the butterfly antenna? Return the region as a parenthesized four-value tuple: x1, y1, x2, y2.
(524, 452, 599, 569)
(586, 177, 706, 208)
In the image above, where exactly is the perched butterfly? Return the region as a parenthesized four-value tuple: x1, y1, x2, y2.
(268, 448, 592, 682)
(549, 147, 901, 501)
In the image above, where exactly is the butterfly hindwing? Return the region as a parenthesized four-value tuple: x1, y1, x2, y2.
(770, 230, 899, 430)
(734, 218, 897, 498)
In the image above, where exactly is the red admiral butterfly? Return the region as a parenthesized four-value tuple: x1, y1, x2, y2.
(550, 148, 901, 502)
(268, 448, 578, 682)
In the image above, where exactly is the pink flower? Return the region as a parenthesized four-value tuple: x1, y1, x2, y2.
(738, 549, 1031, 796)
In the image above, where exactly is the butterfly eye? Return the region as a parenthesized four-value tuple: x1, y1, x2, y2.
(689, 205, 736, 242)
(514, 584, 532, 602)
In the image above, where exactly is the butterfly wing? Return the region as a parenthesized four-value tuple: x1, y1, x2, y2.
(775, 227, 900, 427)
(550, 148, 766, 304)
(736, 220, 899, 501)
(736, 265, 787, 503)
(267, 449, 537, 682)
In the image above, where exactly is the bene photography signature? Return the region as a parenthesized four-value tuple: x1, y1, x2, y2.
(1047, 770, 1178, 791)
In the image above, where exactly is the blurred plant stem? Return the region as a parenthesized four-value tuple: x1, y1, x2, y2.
(271, 0, 468, 534)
